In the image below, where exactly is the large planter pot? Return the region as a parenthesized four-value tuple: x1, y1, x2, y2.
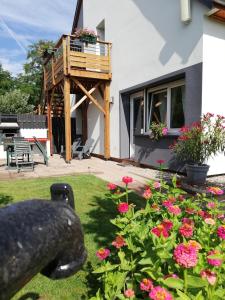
(185, 163, 210, 185)
(80, 35, 97, 44)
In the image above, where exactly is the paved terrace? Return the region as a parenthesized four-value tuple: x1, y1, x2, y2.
(0, 155, 224, 194)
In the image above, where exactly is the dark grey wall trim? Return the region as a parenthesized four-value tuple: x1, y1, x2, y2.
(119, 63, 203, 171)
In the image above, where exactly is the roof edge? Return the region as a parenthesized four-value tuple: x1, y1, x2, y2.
(71, 0, 83, 34)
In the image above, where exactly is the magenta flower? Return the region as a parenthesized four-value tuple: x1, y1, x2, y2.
(152, 224, 169, 238)
(153, 181, 161, 189)
(117, 202, 129, 214)
(182, 218, 194, 226)
(162, 219, 173, 231)
(207, 250, 223, 267)
(107, 183, 117, 191)
(157, 159, 165, 164)
(162, 128, 168, 136)
(201, 269, 217, 285)
(96, 248, 110, 260)
(162, 200, 173, 208)
(122, 176, 133, 185)
(179, 223, 193, 238)
(140, 278, 153, 292)
(217, 225, 225, 239)
(168, 205, 181, 215)
(173, 243, 198, 268)
(207, 202, 216, 209)
(149, 286, 173, 300)
(207, 187, 224, 195)
(124, 289, 135, 298)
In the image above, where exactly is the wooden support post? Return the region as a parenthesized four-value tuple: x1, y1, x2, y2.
(82, 102, 88, 144)
(47, 92, 53, 156)
(104, 81, 110, 159)
(64, 77, 72, 162)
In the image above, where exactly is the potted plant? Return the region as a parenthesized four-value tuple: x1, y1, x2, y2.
(74, 28, 98, 44)
(172, 113, 225, 185)
(149, 122, 168, 140)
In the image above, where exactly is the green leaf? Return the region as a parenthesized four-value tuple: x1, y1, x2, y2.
(92, 263, 119, 274)
(138, 257, 153, 265)
(176, 290, 192, 300)
(163, 277, 184, 290)
(186, 275, 207, 288)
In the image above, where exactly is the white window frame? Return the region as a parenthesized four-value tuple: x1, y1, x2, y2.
(146, 80, 185, 134)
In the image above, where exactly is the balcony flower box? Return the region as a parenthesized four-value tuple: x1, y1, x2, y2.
(74, 28, 97, 45)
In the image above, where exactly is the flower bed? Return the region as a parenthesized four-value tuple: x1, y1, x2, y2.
(91, 176, 225, 300)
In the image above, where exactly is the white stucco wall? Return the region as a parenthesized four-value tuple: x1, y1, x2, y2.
(202, 18, 225, 175)
(81, 0, 205, 158)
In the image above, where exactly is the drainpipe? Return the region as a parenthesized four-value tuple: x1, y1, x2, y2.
(180, 0, 192, 23)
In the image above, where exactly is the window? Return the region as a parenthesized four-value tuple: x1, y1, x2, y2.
(146, 81, 185, 132)
(133, 96, 144, 135)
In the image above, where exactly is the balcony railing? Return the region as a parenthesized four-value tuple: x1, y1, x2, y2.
(44, 34, 112, 90)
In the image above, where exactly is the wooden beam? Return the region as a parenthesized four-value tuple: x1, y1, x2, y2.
(47, 88, 55, 155)
(64, 77, 72, 162)
(72, 78, 105, 114)
(82, 102, 88, 144)
(104, 81, 110, 159)
(70, 82, 101, 113)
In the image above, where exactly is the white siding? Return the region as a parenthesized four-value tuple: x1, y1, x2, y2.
(81, 0, 205, 158)
(202, 18, 225, 175)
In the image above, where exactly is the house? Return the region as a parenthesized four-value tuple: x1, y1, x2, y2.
(44, 0, 225, 175)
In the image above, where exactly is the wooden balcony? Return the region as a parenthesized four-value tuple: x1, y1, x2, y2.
(44, 34, 112, 91)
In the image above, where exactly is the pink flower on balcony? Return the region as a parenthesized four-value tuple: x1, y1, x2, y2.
(96, 248, 110, 260)
(151, 224, 169, 238)
(179, 223, 193, 238)
(117, 202, 129, 214)
(201, 269, 217, 285)
(207, 187, 224, 195)
(122, 176, 133, 185)
(173, 243, 198, 268)
(112, 235, 126, 249)
(107, 183, 117, 191)
(153, 181, 161, 189)
(168, 205, 181, 215)
(140, 278, 153, 292)
(124, 289, 135, 298)
(162, 128, 168, 136)
(143, 188, 152, 199)
(217, 225, 225, 239)
(149, 286, 173, 300)
(207, 250, 223, 266)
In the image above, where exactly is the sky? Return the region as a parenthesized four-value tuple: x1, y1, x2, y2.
(0, 0, 76, 76)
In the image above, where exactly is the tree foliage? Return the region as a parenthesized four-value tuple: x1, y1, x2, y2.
(0, 64, 14, 95)
(0, 90, 34, 114)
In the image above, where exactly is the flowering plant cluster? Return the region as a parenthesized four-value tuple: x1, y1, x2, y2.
(171, 113, 225, 165)
(149, 122, 168, 140)
(74, 28, 97, 38)
(91, 173, 225, 300)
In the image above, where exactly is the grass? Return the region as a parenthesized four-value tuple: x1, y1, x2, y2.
(0, 174, 119, 300)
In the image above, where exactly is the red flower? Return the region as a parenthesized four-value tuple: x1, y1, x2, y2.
(168, 205, 181, 215)
(157, 159, 165, 164)
(180, 126, 189, 133)
(152, 224, 169, 238)
(107, 183, 117, 191)
(162, 200, 173, 208)
(122, 176, 133, 185)
(117, 202, 129, 213)
(179, 223, 193, 238)
(112, 235, 126, 248)
(162, 219, 173, 231)
(182, 218, 194, 226)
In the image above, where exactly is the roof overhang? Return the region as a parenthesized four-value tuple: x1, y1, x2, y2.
(71, 0, 83, 34)
(199, 0, 225, 21)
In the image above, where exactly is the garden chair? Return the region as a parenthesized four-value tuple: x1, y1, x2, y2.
(71, 138, 82, 158)
(14, 140, 34, 172)
(73, 138, 94, 160)
(33, 136, 48, 166)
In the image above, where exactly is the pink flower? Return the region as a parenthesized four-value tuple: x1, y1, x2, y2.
(122, 176, 133, 185)
(180, 126, 189, 133)
(162, 219, 173, 231)
(217, 225, 225, 239)
(157, 159, 165, 164)
(162, 128, 168, 136)
(173, 243, 198, 268)
(179, 223, 193, 238)
(217, 213, 225, 220)
(162, 200, 173, 208)
(207, 202, 216, 209)
(107, 183, 117, 191)
(112, 235, 126, 249)
(204, 218, 215, 225)
(153, 181, 161, 189)
(118, 202, 129, 214)
(143, 188, 152, 199)
(149, 286, 173, 300)
(182, 218, 194, 226)
(201, 269, 217, 285)
(207, 187, 224, 195)
(207, 250, 223, 266)
(187, 240, 202, 252)
(168, 205, 181, 215)
(124, 289, 135, 298)
(140, 278, 153, 292)
(152, 224, 169, 238)
(96, 248, 110, 260)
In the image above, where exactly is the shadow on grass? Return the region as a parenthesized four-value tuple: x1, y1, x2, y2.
(18, 292, 40, 300)
(82, 191, 144, 298)
(0, 193, 13, 207)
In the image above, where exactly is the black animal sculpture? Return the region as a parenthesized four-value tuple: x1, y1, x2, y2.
(0, 183, 87, 300)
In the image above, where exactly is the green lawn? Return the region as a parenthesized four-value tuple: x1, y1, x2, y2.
(0, 175, 118, 300)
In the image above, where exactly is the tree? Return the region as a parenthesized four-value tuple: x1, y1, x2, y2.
(15, 40, 55, 107)
(0, 64, 14, 95)
(0, 90, 34, 114)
